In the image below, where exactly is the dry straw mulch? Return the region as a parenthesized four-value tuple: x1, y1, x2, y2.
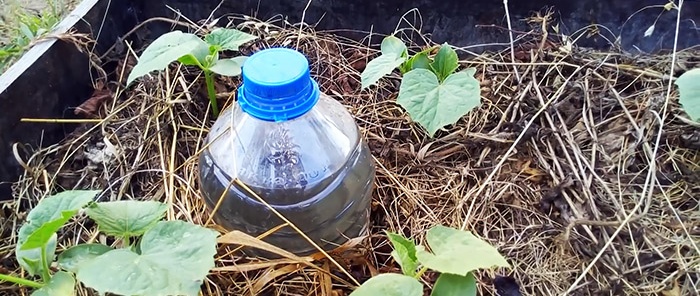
(2, 10, 700, 296)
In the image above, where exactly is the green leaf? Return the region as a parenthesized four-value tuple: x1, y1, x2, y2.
(25, 190, 99, 223)
(127, 31, 210, 85)
(20, 23, 34, 39)
(381, 35, 408, 57)
(86, 200, 168, 238)
(15, 233, 56, 277)
(361, 54, 406, 89)
(408, 51, 432, 71)
(209, 56, 248, 76)
(349, 274, 423, 296)
(360, 36, 408, 89)
(430, 44, 459, 82)
(57, 244, 114, 273)
(31, 271, 75, 296)
(675, 68, 700, 121)
(21, 210, 78, 250)
(386, 231, 419, 276)
(76, 220, 219, 296)
(431, 273, 477, 296)
(204, 28, 258, 51)
(15, 190, 99, 275)
(415, 225, 510, 276)
(178, 54, 204, 67)
(397, 68, 481, 137)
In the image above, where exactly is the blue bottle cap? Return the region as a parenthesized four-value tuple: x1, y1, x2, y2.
(237, 47, 320, 122)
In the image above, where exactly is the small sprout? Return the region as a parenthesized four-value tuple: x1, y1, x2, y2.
(360, 35, 482, 137)
(350, 225, 510, 296)
(127, 28, 259, 117)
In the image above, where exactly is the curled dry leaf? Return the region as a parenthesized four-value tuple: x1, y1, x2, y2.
(660, 280, 680, 296)
(217, 230, 311, 262)
(75, 80, 112, 118)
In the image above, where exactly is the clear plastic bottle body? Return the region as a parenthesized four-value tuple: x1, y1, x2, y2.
(198, 93, 375, 256)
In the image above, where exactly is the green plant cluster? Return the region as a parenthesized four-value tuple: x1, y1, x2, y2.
(350, 225, 510, 296)
(0, 190, 218, 296)
(360, 35, 482, 137)
(126, 28, 259, 117)
(0, 4, 62, 72)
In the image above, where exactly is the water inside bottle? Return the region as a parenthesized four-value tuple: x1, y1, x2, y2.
(198, 137, 374, 256)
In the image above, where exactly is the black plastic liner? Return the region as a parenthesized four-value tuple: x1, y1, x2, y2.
(0, 0, 698, 199)
(136, 0, 700, 54)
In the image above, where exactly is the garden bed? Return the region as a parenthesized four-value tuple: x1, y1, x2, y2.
(2, 6, 700, 296)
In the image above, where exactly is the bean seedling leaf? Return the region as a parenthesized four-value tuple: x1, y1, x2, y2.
(675, 68, 700, 121)
(361, 36, 408, 89)
(178, 54, 204, 67)
(178, 40, 209, 69)
(361, 54, 406, 89)
(21, 210, 79, 250)
(381, 35, 408, 57)
(385, 231, 419, 276)
(430, 43, 459, 81)
(31, 271, 75, 296)
(86, 200, 168, 238)
(24, 190, 98, 224)
(204, 28, 258, 51)
(349, 273, 423, 296)
(15, 190, 98, 275)
(209, 56, 248, 76)
(127, 31, 210, 85)
(430, 272, 477, 296)
(415, 225, 510, 276)
(397, 68, 481, 137)
(57, 244, 114, 273)
(76, 220, 219, 296)
(15, 233, 56, 277)
(408, 51, 432, 71)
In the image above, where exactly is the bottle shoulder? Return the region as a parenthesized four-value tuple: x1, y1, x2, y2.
(205, 93, 361, 189)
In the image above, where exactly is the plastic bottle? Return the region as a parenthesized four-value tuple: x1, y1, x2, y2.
(198, 47, 375, 257)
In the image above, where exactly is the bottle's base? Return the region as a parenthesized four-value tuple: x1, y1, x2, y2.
(200, 140, 376, 259)
(226, 211, 371, 258)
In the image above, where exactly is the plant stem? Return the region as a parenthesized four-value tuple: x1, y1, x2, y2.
(39, 245, 51, 283)
(0, 273, 43, 289)
(204, 70, 219, 117)
(414, 266, 429, 279)
(123, 235, 130, 248)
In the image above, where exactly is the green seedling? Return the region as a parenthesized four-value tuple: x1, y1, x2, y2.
(349, 225, 510, 296)
(675, 68, 700, 122)
(0, 190, 219, 296)
(0, 6, 62, 72)
(126, 28, 259, 117)
(360, 35, 482, 137)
